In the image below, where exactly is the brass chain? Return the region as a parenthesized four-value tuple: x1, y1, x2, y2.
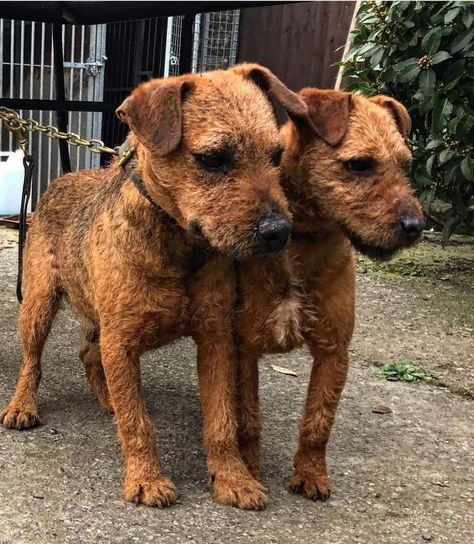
(0, 106, 119, 156)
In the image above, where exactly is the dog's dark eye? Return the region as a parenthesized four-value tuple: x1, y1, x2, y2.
(195, 153, 229, 174)
(344, 159, 374, 175)
(270, 148, 283, 167)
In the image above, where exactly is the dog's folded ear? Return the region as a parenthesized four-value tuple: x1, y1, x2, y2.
(297, 88, 352, 146)
(116, 78, 194, 155)
(369, 95, 411, 138)
(231, 63, 307, 120)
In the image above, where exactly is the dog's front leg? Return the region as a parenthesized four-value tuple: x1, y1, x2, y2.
(190, 257, 266, 510)
(236, 348, 262, 480)
(290, 347, 349, 501)
(290, 260, 355, 501)
(100, 332, 176, 507)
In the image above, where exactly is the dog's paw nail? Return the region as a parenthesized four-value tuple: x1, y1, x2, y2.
(290, 471, 331, 502)
(212, 473, 267, 510)
(124, 476, 177, 508)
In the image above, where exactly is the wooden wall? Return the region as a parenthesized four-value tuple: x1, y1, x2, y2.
(237, 1, 356, 91)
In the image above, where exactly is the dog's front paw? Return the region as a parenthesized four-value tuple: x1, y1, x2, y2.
(290, 467, 331, 501)
(0, 404, 40, 429)
(123, 475, 177, 508)
(212, 472, 267, 510)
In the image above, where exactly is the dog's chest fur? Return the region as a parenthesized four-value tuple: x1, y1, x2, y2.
(237, 256, 309, 353)
(268, 288, 305, 350)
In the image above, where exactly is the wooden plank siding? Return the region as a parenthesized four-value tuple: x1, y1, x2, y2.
(237, 1, 356, 91)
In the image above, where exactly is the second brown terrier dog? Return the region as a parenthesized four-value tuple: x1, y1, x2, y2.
(0, 64, 307, 509)
(235, 89, 425, 502)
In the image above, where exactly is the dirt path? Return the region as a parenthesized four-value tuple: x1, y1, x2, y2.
(0, 228, 472, 544)
(355, 233, 474, 398)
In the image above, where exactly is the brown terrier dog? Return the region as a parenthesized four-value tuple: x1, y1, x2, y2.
(0, 64, 307, 510)
(235, 89, 424, 502)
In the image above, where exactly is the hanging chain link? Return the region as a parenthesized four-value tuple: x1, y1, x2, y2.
(0, 106, 122, 304)
(0, 106, 119, 156)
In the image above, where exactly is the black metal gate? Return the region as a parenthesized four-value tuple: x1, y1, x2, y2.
(101, 17, 168, 154)
(0, 10, 241, 197)
(101, 11, 240, 155)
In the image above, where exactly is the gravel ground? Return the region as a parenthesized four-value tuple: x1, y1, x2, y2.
(0, 228, 473, 544)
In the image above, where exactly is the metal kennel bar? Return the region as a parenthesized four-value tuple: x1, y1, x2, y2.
(0, 19, 107, 205)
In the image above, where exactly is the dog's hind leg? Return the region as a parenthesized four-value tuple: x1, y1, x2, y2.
(79, 317, 113, 413)
(0, 242, 60, 429)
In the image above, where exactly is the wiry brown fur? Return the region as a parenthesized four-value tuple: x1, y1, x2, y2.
(0, 65, 307, 510)
(235, 90, 424, 501)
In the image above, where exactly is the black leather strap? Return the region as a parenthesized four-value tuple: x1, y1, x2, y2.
(129, 170, 162, 211)
(118, 141, 170, 217)
(16, 153, 35, 304)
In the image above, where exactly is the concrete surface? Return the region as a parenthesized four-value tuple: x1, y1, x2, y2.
(0, 228, 473, 544)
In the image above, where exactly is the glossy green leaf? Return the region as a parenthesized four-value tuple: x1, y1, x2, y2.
(413, 169, 433, 187)
(450, 28, 474, 54)
(419, 92, 437, 114)
(379, 362, 432, 383)
(444, 8, 460, 24)
(438, 149, 456, 164)
(397, 63, 421, 83)
(421, 27, 442, 54)
(440, 26, 454, 39)
(447, 115, 461, 135)
(456, 116, 474, 139)
(398, 1, 414, 13)
(393, 57, 419, 71)
(443, 59, 466, 90)
(462, 9, 474, 28)
(381, 67, 396, 82)
(430, 51, 451, 64)
(357, 41, 378, 56)
(419, 69, 436, 98)
(426, 154, 436, 175)
(432, 98, 453, 133)
(425, 139, 444, 150)
(444, 59, 466, 79)
(370, 45, 385, 67)
(461, 155, 474, 181)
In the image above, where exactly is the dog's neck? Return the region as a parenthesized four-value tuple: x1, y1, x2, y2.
(125, 135, 187, 228)
(116, 174, 210, 277)
(113, 144, 211, 275)
(281, 122, 340, 241)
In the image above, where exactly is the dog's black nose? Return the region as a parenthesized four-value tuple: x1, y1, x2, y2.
(256, 214, 292, 252)
(400, 215, 424, 242)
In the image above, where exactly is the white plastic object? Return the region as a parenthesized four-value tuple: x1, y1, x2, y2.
(0, 149, 32, 215)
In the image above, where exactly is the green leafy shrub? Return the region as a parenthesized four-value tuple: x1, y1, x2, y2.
(341, 1, 474, 242)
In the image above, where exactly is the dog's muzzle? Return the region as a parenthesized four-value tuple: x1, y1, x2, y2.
(399, 214, 425, 244)
(255, 212, 292, 254)
(340, 212, 424, 262)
